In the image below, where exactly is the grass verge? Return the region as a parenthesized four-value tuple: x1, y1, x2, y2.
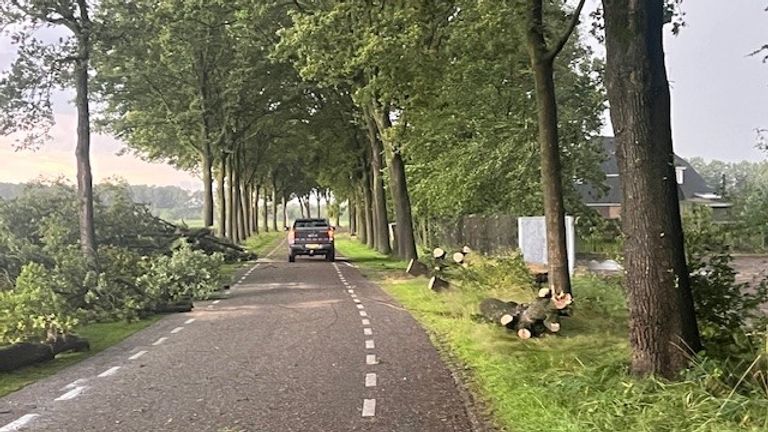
(243, 231, 285, 258)
(335, 235, 766, 432)
(0, 317, 162, 397)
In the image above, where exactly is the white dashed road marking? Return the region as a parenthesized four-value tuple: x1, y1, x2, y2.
(0, 414, 40, 431)
(213, 300, 221, 304)
(62, 379, 87, 390)
(362, 319, 370, 325)
(170, 326, 184, 334)
(363, 328, 373, 336)
(345, 261, 355, 268)
(128, 350, 147, 360)
(359, 311, 368, 317)
(362, 399, 376, 417)
(184, 318, 196, 324)
(348, 290, 354, 294)
(366, 354, 378, 365)
(152, 337, 168, 346)
(356, 304, 365, 310)
(55, 386, 86, 401)
(365, 373, 377, 387)
(365, 340, 375, 349)
(97, 366, 121, 378)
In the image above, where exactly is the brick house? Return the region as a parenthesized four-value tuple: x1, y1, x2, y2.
(576, 137, 732, 219)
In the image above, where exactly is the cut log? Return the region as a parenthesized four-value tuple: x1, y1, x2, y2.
(432, 248, 446, 260)
(461, 245, 472, 255)
(0, 343, 54, 372)
(480, 298, 524, 325)
(48, 334, 90, 355)
(480, 294, 572, 338)
(452, 252, 465, 265)
(428, 276, 450, 292)
(155, 301, 194, 313)
(406, 259, 430, 277)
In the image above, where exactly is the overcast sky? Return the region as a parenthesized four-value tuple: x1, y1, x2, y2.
(0, 2, 766, 190)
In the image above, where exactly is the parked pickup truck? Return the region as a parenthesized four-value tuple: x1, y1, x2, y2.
(287, 218, 335, 262)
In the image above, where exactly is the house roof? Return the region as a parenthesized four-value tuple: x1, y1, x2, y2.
(577, 136, 729, 207)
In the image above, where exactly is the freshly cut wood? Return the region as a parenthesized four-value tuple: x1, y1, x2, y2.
(428, 276, 450, 292)
(48, 334, 90, 355)
(480, 293, 573, 338)
(0, 343, 54, 372)
(432, 247, 446, 260)
(406, 259, 430, 277)
(544, 319, 561, 333)
(452, 252, 465, 265)
(461, 245, 472, 254)
(480, 298, 524, 325)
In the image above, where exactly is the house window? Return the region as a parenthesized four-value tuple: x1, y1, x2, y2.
(675, 166, 686, 184)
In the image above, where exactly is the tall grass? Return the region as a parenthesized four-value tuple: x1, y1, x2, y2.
(336, 236, 768, 431)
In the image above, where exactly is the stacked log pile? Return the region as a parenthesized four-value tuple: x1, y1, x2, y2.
(480, 289, 572, 339)
(406, 246, 473, 292)
(405, 244, 573, 338)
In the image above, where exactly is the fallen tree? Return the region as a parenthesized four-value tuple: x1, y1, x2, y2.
(0, 334, 91, 372)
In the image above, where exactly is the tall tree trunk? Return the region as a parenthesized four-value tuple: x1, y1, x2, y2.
(217, 155, 227, 237)
(362, 175, 375, 249)
(226, 158, 235, 241)
(244, 183, 252, 237)
(304, 196, 311, 219)
(523, 0, 585, 296)
(603, 0, 701, 377)
(253, 186, 260, 235)
(271, 185, 278, 231)
(263, 185, 270, 232)
(316, 193, 322, 219)
(357, 199, 366, 244)
(364, 109, 391, 254)
(196, 48, 215, 229)
(74, 30, 98, 269)
(201, 147, 214, 228)
(282, 195, 288, 230)
(233, 166, 242, 243)
(237, 181, 246, 242)
(348, 198, 355, 233)
(373, 105, 418, 260)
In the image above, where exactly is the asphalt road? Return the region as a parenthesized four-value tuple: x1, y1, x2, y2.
(0, 241, 476, 432)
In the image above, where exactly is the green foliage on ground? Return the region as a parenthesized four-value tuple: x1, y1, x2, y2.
(0, 181, 226, 344)
(336, 237, 768, 432)
(0, 316, 161, 397)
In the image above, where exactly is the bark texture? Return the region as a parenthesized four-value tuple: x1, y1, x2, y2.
(373, 105, 418, 261)
(603, 0, 701, 377)
(74, 24, 98, 269)
(365, 110, 391, 254)
(523, 0, 582, 296)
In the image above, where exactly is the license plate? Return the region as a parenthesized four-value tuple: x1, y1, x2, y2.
(306, 244, 320, 249)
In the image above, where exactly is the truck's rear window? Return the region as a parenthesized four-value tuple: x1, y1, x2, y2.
(295, 220, 329, 228)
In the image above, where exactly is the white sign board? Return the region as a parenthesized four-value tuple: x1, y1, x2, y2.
(518, 216, 575, 275)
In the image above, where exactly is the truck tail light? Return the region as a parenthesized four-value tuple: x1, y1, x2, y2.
(328, 229, 334, 240)
(288, 230, 295, 244)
